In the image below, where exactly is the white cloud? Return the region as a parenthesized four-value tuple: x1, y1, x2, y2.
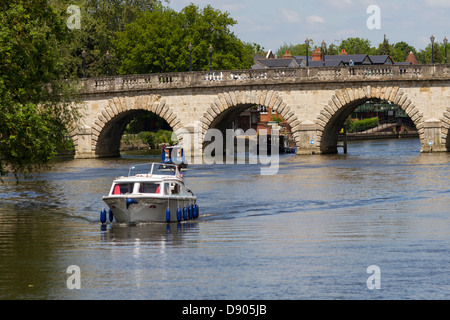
(307, 15, 325, 24)
(324, 0, 353, 9)
(280, 8, 301, 23)
(425, 0, 450, 7)
(325, 0, 352, 5)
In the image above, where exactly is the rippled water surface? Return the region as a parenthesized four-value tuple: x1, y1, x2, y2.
(0, 139, 449, 300)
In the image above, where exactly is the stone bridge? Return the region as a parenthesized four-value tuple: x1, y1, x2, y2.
(72, 64, 450, 159)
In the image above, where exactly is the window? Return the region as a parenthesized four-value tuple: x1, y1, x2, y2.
(171, 182, 180, 195)
(163, 182, 181, 195)
(139, 183, 160, 194)
(113, 183, 134, 195)
(164, 183, 170, 195)
(257, 105, 268, 114)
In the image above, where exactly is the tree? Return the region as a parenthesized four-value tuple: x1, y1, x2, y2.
(276, 41, 315, 57)
(339, 37, 375, 55)
(115, 4, 255, 74)
(376, 35, 391, 56)
(391, 41, 416, 62)
(326, 43, 339, 56)
(0, 0, 79, 179)
(52, 0, 166, 78)
(417, 42, 444, 64)
(246, 42, 265, 55)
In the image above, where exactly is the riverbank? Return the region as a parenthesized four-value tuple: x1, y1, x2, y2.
(338, 131, 419, 141)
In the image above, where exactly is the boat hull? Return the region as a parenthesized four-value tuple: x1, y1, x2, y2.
(103, 195, 197, 224)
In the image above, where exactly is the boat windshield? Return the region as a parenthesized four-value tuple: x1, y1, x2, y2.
(128, 163, 179, 177)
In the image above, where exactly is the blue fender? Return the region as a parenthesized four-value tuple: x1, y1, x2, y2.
(194, 204, 199, 219)
(100, 209, 107, 224)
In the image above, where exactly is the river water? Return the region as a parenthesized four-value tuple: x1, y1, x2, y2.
(0, 138, 449, 300)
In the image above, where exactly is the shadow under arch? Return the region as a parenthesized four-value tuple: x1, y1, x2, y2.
(316, 86, 426, 154)
(89, 95, 181, 157)
(199, 90, 300, 148)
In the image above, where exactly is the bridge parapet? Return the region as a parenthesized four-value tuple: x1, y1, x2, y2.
(82, 64, 450, 94)
(73, 64, 450, 158)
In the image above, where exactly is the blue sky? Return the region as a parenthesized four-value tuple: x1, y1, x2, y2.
(167, 0, 450, 53)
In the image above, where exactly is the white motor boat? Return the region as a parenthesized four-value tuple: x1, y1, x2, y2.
(102, 163, 198, 224)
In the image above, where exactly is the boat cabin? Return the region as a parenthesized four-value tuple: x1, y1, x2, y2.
(108, 163, 188, 197)
(110, 180, 184, 196)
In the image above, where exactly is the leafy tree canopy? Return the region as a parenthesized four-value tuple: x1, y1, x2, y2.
(276, 40, 316, 57)
(115, 4, 254, 74)
(391, 41, 417, 62)
(0, 0, 80, 179)
(339, 37, 375, 55)
(52, 0, 166, 78)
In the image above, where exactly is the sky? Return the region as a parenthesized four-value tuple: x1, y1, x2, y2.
(166, 0, 450, 53)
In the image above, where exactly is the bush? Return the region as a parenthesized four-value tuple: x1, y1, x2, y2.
(137, 131, 156, 148)
(155, 130, 174, 145)
(348, 117, 379, 133)
(136, 130, 174, 148)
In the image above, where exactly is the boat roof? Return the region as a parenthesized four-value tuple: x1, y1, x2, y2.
(114, 163, 183, 182)
(163, 145, 183, 150)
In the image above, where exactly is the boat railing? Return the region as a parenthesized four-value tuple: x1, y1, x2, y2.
(128, 163, 179, 177)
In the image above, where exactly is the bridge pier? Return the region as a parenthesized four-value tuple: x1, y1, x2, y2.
(422, 119, 446, 152)
(296, 120, 320, 155)
(74, 126, 97, 159)
(174, 124, 203, 163)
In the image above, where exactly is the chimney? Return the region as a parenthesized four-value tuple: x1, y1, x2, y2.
(282, 51, 294, 59)
(339, 49, 348, 55)
(312, 48, 322, 61)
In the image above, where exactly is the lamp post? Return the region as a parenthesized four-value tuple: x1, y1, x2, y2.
(209, 44, 213, 71)
(188, 43, 193, 72)
(321, 40, 326, 66)
(305, 38, 310, 67)
(106, 51, 110, 76)
(82, 50, 86, 78)
(444, 37, 448, 64)
(430, 35, 435, 64)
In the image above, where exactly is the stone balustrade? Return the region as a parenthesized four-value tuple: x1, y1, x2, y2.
(81, 64, 450, 94)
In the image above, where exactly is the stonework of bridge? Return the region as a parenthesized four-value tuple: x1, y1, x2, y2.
(72, 64, 450, 159)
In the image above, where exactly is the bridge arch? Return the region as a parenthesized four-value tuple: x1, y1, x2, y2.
(315, 86, 426, 154)
(443, 107, 450, 151)
(198, 90, 301, 147)
(89, 94, 182, 157)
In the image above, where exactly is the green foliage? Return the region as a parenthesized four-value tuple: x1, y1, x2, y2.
(347, 117, 380, 133)
(155, 130, 173, 145)
(276, 38, 376, 58)
(276, 42, 313, 57)
(246, 42, 266, 55)
(339, 37, 376, 55)
(376, 35, 391, 56)
(0, 0, 80, 179)
(136, 130, 173, 149)
(416, 42, 445, 64)
(274, 36, 435, 64)
(115, 4, 254, 74)
(53, 0, 165, 78)
(124, 112, 171, 133)
(137, 131, 156, 147)
(390, 41, 417, 62)
(271, 115, 284, 123)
